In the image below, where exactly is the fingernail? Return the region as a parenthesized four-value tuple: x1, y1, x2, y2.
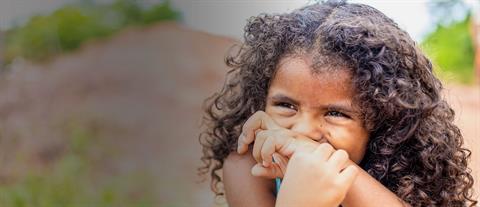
(239, 134, 246, 143)
(251, 165, 260, 176)
(272, 154, 279, 163)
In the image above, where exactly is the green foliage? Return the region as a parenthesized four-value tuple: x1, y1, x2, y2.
(0, 125, 155, 207)
(141, 1, 179, 25)
(4, 0, 180, 64)
(421, 15, 475, 84)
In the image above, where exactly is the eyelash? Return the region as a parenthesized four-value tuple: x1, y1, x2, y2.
(274, 102, 351, 119)
(325, 111, 350, 119)
(274, 102, 296, 110)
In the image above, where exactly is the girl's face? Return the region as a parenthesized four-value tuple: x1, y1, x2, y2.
(265, 56, 369, 163)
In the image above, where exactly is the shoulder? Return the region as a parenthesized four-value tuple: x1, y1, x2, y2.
(223, 151, 276, 207)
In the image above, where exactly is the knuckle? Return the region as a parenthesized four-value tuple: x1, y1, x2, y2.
(319, 143, 334, 151)
(253, 151, 261, 161)
(271, 129, 282, 135)
(255, 130, 265, 139)
(241, 123, 249, 134)
(252, 111, 266, 121)
(243, 111, 264, 131)
(291, 152, 314, 165)
(261, 150, 270, 160)
(257, 130, 272, 143)
(295, 135, 310, 142)
(271, 129, 285, 139)
(335, 149, 349, 160)
(257, 110, 267, 116)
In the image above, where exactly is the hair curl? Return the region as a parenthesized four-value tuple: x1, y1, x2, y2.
(199, 1, 477, 206)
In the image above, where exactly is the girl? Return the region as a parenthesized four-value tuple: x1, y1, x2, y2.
(199, 1, 477, 206)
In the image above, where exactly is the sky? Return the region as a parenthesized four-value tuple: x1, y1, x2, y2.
(172, 0, 433, 42)
(0, 0, 438, 42)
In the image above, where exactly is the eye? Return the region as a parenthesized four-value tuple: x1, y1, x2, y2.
(274, 102, 297, 111)
(325, 111, 350, 119)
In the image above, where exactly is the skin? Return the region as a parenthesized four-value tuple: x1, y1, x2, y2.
(263, 56, 369, 163)
(224, 56, 409, 207)
(276, 143, 359, 207)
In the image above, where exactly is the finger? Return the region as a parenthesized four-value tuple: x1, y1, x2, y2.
(251, 163, 283, 179)
(265, 129, 300, 157)
(327, 149, 349, 171)
(289, 136, 319, 153)
(260, 132, 282, 168)
(252, 130, 267, 164)
(337, 165, 359, 190)
(313, 143, 335, 161)
(272, 153, 288, 177)
(239, 111, 279, 153)
(237, 133, 248, 154)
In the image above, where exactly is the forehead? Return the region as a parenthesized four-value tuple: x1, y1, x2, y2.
(269, 56, 354, 105)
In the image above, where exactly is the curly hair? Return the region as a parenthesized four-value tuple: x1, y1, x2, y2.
(198, 1, 477, 206)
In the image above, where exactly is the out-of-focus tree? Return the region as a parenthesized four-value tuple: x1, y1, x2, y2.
(422, 0, 476, 84)
(3, 0, 180, 65)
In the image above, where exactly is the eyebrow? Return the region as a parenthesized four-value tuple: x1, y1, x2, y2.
(268, 94, 357, 114)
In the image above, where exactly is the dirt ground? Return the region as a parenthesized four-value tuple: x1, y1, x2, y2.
(0, 22, 478, 206)
(443, 84, 480, 199)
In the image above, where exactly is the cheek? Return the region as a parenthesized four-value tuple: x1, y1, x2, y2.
(326, 127, 369, 163)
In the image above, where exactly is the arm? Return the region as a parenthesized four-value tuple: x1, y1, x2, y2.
(223, 150, 276, 207)
(237, 111, 410, 207)
(341, 161, 410, 207)
(251, 138, 410, 207)
(250, 135, 410, 207)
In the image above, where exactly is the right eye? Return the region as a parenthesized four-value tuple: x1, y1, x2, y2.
(274, 102, 296, 111)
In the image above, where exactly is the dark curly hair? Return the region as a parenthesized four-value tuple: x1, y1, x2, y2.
(198, 1, 477, 206)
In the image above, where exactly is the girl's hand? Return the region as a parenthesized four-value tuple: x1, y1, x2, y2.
(250, 130, 321, 178)
(276, 144, 359, 207)
(237, 111, 320, 178)
(237, 111, 283, 155)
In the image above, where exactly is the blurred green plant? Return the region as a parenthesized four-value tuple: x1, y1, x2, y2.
(3, 0, 180, 64)
(0, 124, 155, 207)
(421, 15, 474, 84)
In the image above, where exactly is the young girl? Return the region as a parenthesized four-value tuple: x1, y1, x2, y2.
(199, 1, 477, 206)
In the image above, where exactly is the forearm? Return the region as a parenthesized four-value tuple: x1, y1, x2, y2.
(224, 151, 276, 207)
(341, 161, 410, 207)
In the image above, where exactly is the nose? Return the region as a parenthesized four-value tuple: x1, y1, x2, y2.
(290, 115, 324, 142)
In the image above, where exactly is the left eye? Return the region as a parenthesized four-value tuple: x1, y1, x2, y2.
(326, 111, 350, 118)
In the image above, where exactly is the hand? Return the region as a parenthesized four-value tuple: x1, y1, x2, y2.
(237, 111, 282, 155)
(276, 144, 359, 207)
(237, 111, 318, 178)
(250, 129, 321, 178)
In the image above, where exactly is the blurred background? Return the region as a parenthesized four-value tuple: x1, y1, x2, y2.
(0, 0, 478, 206)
